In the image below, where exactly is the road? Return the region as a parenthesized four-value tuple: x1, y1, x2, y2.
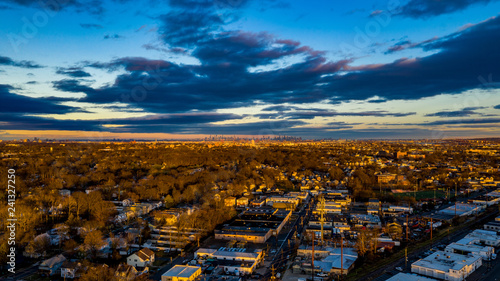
(260, 196, 312, 280)
(4, 264, 38, 281)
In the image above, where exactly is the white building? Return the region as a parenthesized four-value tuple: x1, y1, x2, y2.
(127, 248, 155, 268)
(162, 265, 201, 281)
(411, 251, 482, 281)
(445, 237, 495, 260)
(195, 247, 263, 274)
(465, 229, 500, 247)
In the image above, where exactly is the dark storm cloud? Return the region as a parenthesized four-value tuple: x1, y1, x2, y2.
(68, 33, 349, 113)
(397, 0, 496, 18)
(105, 113, 244, 125)
(41, 2, 500, 137)
(395, 118, 500, 127)
(325, 16, 500, 101)
(256, 110, 416, 120)
(56, 15, 500, 121)
(106, 119, 305, 134)
(158, 10, 225, 47)
(0, 0, 105, 15)
(0, 114, 100, 131)
(0, 102, 246, 132)
(52, 79, 97, 94)
(425, 107, 486, 118)
(56, 67, 91, 78)
(0, 84, 78, 114)
(0, 55, 43, 68)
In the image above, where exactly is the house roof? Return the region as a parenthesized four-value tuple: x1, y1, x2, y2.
(40, 254, 66, 268)
(132, 248, 155, 261)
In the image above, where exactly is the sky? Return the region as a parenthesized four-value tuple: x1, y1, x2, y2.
(1, 0, 500, 140)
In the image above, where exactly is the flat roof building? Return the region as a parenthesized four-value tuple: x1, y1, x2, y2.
(445, 237, 495, 260)
(465, 229, 500, 247)
(161, 265, 201, 281)
(411, 251, 482, 281)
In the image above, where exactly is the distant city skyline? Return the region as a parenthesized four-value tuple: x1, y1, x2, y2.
(1, 0, 500, 139)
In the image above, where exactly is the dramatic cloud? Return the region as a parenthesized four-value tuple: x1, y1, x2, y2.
(326, 16, 500, 101)
(0, 0, 105, 15)
(0, 84, 79, 115)
(61, 31, 349, 113)
(0, 55, 42, 68)
(425, 107, 487, 118)
(256, 110, 415, 120)
(404, 118, 500, 126)
(397, 0, 496, 18)
(51, 14, 500, 128)
(56, 67, 91, 78)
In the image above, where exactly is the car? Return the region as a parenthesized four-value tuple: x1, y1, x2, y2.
(317, 272, 329, 277)
(395, 267, 403, 272)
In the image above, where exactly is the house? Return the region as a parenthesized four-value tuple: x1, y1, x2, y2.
(236, 197, 249, 208)
(61, 261, 86, 279)
(127, 248, 155, 268)
(39, 254, 66, 276)
(161, 265, 201, 281)
(225, 196, 237, 207)
(115, 264, 139, 281)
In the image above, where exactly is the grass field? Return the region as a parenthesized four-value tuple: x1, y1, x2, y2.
(392, 190, 446, 200)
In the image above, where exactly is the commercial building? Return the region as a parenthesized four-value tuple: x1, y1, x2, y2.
(411, 251, 482, 281)
(445, 237, 495, 260)
(214, 207, 292, 243)
(465, 229, 500, 247)
(195, 247, 263, 274)
(161, 265, 201, 281)
(296, 246, 358, 275)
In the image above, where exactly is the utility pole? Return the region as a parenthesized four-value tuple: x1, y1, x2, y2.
(320, 195, 325, 245)
(341, 235, 344, 277)
(406, 214, 409, 240)
(405, 247, 408, 269)
(312, 233, 315, 281)
(430, 218, 433, 241)
(455, 201, 457, 218)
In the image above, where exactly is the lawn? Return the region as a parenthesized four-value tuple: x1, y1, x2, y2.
(392, 190, 446, 200)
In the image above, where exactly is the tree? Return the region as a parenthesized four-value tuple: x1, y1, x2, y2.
(355, 227, 379, 257)
(84, 230, 106, 260)
(64, 239, 79, 257)
(79, 265, 116, 281)
(164, 195, 175, 208)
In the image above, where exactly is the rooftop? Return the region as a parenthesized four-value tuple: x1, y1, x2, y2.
(162, 265, 201, 278)
(412, 251, 481, 272)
